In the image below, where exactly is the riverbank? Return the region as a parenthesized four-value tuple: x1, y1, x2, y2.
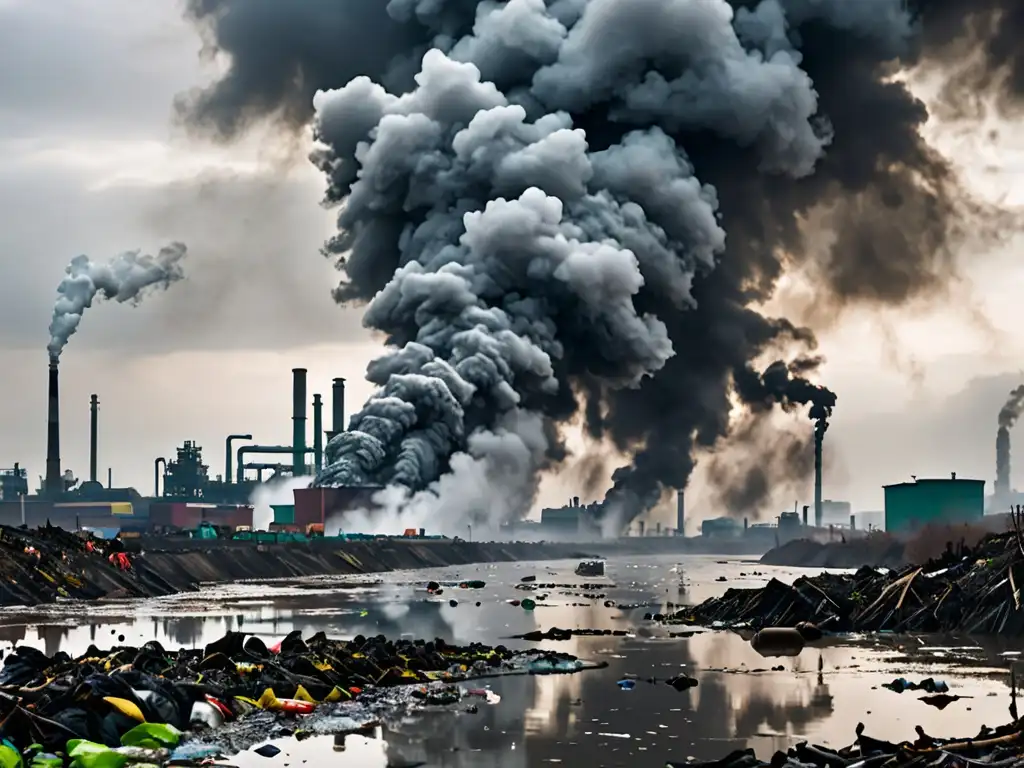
(675, 530, 1021, 634)
(0, 526, 594, 608)
(759, 518, 1010, 569)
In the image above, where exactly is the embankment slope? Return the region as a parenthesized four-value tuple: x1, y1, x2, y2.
(0, 528, 591, 609)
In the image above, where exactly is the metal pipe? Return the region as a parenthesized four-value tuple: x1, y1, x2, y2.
(154, 457, 165, 496)
(89, 394, 99, 483)
(330, 377, 346, 438)
(225, 434, 253, 485)
(293, 368, 308, 477)
(45, 360, 61, 496)
(313, 394, 323, 473)
(237, 445, 313, 483)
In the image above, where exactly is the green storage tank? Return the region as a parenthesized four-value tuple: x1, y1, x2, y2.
(883, 475, 984, 533)
(271, 504, 295, 524)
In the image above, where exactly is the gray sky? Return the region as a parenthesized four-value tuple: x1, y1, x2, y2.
(1, 0, 1024, 524)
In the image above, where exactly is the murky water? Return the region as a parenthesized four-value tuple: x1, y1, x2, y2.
(1, 555, 1022, 767)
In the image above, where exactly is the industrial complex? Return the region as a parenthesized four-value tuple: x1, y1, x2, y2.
(0, 356, 1017, 540)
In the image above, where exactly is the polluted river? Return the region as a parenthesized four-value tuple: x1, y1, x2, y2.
(0, 554, 1020, 767)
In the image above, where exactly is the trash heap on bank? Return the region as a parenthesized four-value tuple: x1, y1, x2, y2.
(0, 630, 596, 766)
(670, 719, 1024, 768)
(674, 528, 1024, 634)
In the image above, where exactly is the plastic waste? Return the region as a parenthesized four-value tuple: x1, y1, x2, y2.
(521, 599, 536, 611)
(750, 628, 805, 658)
(67, 740, 129, 768)
(120, 723, 182, 750)
(616, 679, 636, 690)
(0, 740, 22, 768)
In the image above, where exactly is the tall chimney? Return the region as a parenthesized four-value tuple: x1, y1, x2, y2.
(313, 393, 324, 473)
(292, 368, 308, 476)
(996, 426, 1010, 500)
(89, 394, 99, 483)
(814, 433, 823, 528)
(331, 377, 346, 438)
(676, 490, 685, 536)
(45, 360, 62, 496)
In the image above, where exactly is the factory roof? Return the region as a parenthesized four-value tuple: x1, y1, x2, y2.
(883, 475, 984, 489)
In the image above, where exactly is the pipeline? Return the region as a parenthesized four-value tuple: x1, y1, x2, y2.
(154, 457, 166, 497)
(237, 445, 313, 483)
(224, 434, 253, 485)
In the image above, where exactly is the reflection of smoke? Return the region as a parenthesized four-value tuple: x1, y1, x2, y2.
(249, 475, 313, 530)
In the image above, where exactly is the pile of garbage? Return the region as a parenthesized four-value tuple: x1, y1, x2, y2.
(671, 719, 1024, 768)
(0, 524, 181, 608)
(674, 530, 1024, 633)
(0, 630, 599, 765)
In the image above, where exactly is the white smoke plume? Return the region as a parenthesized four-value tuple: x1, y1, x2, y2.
(249, 474, 314, 531)
(47, 242, 188, 361)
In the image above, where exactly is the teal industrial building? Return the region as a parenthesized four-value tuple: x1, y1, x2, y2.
(883, 474, 984, 533)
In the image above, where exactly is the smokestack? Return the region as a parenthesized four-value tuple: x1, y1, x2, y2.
(331, 377, 346, 438)
(802, 504, 809, 526)
(814, 433, 823, 528)
(45, 360, 62, 496)
(89, 394, 98, 483)
(676, 490, 685, 536)
(313, 394, 324, 473)
(996, 426, 1010, 500)
(292, 368, 308, 476)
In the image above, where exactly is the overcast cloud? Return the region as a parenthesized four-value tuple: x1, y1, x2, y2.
(0, 0, 1023, 519)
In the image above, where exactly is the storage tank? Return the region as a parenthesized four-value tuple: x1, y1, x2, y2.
(883, 474, 984, 533)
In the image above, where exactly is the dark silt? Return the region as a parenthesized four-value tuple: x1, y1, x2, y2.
(0, 556, 1018, 767)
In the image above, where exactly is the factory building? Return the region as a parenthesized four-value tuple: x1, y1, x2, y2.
(531, 497, 601, 538)
(883, 474, 984, 533)
(297, 486, 385, 533)
(819, 500, 852, 527)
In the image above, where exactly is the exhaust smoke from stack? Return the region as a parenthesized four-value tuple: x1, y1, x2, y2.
(995, 385, 1024, 501)
(47, 242, 188, 362)
(180, 0, 1017, 535)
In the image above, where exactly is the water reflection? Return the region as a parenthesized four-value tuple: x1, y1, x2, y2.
(0, 556, 1021, 766)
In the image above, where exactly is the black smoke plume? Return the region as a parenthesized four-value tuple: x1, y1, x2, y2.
(178, 0, 1015, 532)
(996, 385, 1024, 499)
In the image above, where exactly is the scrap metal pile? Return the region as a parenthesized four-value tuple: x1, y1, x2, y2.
(0, 630, 597, 766)
(669, 720, 1024, 768)
(675, 523, 1024, 634)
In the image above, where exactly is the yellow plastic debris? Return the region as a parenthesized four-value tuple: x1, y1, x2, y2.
(102, 697, 145, 723)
